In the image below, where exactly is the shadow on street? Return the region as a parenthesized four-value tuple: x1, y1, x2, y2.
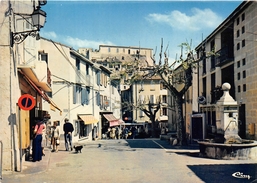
(187, 163, 257, 183)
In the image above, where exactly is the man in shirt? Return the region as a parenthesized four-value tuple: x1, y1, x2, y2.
(63, 118, 74, 151)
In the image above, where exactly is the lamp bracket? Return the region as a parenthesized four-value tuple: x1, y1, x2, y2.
(11, 30, 38, 46)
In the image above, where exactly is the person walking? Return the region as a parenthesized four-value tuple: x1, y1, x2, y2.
(32, 118, 45, 162)
(63, 118, 74, 151)
(51, 121, 60, 152)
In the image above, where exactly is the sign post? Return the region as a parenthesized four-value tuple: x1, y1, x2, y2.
(18, 94, 36, 110)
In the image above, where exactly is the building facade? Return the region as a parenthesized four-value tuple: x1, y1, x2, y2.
(39, 38, 122, 141)
(0, 0, 50, 171)
(195, 1, 257, 140)
(79, 46, 169, 136)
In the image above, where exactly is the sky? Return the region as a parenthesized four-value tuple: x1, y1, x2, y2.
(40, 0, 242, 62)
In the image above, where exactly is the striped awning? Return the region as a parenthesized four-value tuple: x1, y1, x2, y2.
(103, 114, 124, 127)
(109, 119, 125, 127)
(78, 115, 98, 125)
(103, 114, 119, 122)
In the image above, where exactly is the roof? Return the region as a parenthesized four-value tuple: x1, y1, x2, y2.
(99, 45, 153, 51)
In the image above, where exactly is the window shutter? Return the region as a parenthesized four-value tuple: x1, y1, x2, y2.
(81, 87, 86, 105)
(96, 92, 100, 106)
(150, 95, 155, 104)
(160, 82, 163, 90)
(140, 110, 145, 117)
(97, 71, 101, 86)
(73, 85, 77, 104)
(85, 87, 90, 105)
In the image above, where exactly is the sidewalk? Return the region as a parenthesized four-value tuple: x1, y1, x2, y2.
(2, 138, 68, 177)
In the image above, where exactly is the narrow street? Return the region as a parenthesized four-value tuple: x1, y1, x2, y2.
(2, 139, 257, 183)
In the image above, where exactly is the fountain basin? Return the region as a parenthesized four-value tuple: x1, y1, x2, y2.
(198, 140, 257, 160)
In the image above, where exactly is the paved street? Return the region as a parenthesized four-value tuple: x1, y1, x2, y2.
(2, 139, 257, 183)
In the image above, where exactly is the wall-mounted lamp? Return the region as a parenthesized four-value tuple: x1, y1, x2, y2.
(10, 7, 47, 47)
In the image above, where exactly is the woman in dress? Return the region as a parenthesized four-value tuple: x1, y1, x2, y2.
(32, 119, 46, 162)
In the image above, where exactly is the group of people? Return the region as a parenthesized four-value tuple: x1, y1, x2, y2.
(32, 118, 74, 162)
(105, 126, 138, 139)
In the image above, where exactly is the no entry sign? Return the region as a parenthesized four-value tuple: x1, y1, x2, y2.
(18, 94, 36, 110)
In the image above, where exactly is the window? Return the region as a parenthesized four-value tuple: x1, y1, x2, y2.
(81, 87, 90, 105)
(210, 40, 215, 69)
(242, 58, 246, 65)
(237, 72, 240, 80)
(96, 71, 101, 86)
(150, 80, 155, 91)
(116, 48, 119, 53)
(122, 56, 124, 60)
(40, 53, 48, 63)
(243, 70, 246, 78)
(242, 39, 245, 47)
(76, 58, 80, 70)
(237, 61, 240, 68)
(139, 95, 144, 104)
(96, 92, 100, 106)
(162, 108, 167, 116)
(128, 49, 130, 54)
(160, 82, 167, 90)
(237, 43, 240, 50)
(140, 110, 145, 117)
(108, 47, 111, 52)
(242, 26, 245, 34)
(162, 95, 167, 103)
(150, 95, 155, 104)
(237, 30, 240, 37)
(238, 85, 241, 93)
(237, 17, 240, 25)
(73, 85, 81, 104)
(243, 84, 246, 92)
(86, 64, 89, 75)
(100, 95, 103, 109)
(242, 13, 245, 21)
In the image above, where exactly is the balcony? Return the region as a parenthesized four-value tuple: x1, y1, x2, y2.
(215, 46, 234, 66)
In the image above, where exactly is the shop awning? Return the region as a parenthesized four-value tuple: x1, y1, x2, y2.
(79, 115, 98, 125)
(103, 114, 119, 122)
(109, 119, 125, 127)
(19, 67, 52, 92)
(103, 114, 124, 127)
(18, 69, 62, 114)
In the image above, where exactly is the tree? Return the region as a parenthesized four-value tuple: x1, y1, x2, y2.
(147, 39, 214, 145)
(112, 56, 162, 137)
(149, 40, 195, 145)
(111, 40, 207, 144)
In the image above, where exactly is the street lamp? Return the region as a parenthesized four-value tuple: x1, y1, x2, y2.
(10, 7, 47, 47)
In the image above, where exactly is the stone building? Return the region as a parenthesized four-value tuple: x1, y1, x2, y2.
(79, 46, 169, 136)
(195, 1, 257, 140)
(39, 38, 122, 141)
(0, 0, 50, 171)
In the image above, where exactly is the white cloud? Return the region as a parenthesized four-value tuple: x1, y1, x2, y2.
(40, 31, 115, 49)
(40, 31, 57, 39)
(146, 8, 222, 31)
(64, 36, 114, 49)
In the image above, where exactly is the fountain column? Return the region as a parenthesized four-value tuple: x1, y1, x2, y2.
(216, 83, 242, 144)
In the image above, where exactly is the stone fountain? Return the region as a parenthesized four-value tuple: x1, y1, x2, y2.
(198, 83, 257, 160)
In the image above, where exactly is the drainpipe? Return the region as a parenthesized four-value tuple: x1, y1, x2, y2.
(18, 110, 22, 172)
